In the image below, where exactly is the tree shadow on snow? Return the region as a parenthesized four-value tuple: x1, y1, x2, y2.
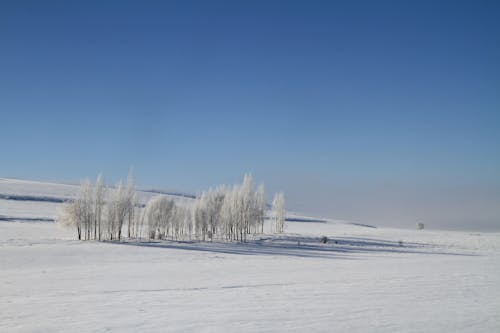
(105, 234, 475, 259)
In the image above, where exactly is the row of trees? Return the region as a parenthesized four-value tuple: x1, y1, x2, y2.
(58, 173, 137, 241)
(193, 174, 266, 242)
(58, 173, 286, 242)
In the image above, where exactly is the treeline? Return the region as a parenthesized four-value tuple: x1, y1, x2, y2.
(57, 173, 286, 242)
(58, 174, 137, 241)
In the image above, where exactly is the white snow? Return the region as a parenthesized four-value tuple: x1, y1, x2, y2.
(1, 179, 499, 332)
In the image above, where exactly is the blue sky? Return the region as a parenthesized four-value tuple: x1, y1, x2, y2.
(1, 1, 499, 229)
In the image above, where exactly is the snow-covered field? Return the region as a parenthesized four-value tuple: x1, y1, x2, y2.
(1, 178, 499, 332)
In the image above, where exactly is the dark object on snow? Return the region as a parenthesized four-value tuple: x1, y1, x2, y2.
(398, 240, 403, 246)
(320, 236, 328, 244)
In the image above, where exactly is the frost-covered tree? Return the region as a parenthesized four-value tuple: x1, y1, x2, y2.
(94, 174, 106, 240)
(105, 175, 137, 241)
(272, 192, 286, 233)
(239, 174, 254, 240)
(58, 178, 95, 240)
(81, 179, 94, 240)
(220, 185, 236, 240)
(193, 197, 209, 240)
(125, 172, 138, 238)
(216, 174, 265, 242)
(194, 186, 226, 240)
(58, 196, 84, 240)
(171, 204, 190, 240)
(255, 184, 266, 234)
(110, 181, 126, 240)
(58, 173, 138, 241)
(58, 171, 281, 243)
(145, 195, 175, 239)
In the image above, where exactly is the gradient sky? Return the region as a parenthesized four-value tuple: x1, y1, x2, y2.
(1, 1, 499, 230)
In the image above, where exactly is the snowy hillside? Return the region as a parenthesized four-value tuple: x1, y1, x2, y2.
(0, 178, 195, 223)
(1, 178, 499, 332)
(0, 178, 362, 230)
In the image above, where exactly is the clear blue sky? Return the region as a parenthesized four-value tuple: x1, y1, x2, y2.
(1, 1, 499, 230)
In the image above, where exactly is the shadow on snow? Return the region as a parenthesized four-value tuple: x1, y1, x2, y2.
(104, 234, 474, 259)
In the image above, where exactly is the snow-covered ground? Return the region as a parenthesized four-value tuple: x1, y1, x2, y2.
(1, 179, 499, 332)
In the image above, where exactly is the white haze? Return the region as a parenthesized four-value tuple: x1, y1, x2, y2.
(282, 182, 500, 231)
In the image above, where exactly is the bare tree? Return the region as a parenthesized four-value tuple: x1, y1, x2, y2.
(255, 184, 265, 234)
(272, 192, 286, 233)
(145, 195, 175, 239)
(125, 172, 137, 238)
(57, 178, 94, 240)
(94, 174, 106, 240)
